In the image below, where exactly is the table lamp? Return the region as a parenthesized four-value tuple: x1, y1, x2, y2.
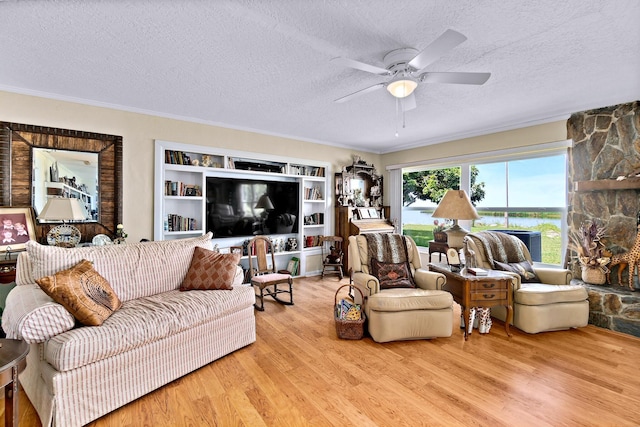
(255, 194, 274, 234)
(431, 189, 480, 249)
(37, 197, 88, 247)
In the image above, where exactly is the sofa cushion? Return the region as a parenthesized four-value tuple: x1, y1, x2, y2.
(370, 259, 415, 289)
(26, 233, 213, 302)
(494, 260, 540, 283)
(180, 247, 241, 291)
(367, 289, 452, 312)
(36, 259, 122, 326)
(515, 283, 588, 306)
(1, 284, 75, 343)
(44, 284, 256, 372)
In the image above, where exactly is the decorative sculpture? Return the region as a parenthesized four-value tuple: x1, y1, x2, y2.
(607, 225, 640, 290)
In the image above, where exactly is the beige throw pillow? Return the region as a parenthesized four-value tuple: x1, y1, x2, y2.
(36, 259, 122, 326)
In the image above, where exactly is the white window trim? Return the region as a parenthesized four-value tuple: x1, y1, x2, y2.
(390, 140, 571, 265)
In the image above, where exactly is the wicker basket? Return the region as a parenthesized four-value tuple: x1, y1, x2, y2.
(334, 285, 366, 340)
(433, 231, 448, 243)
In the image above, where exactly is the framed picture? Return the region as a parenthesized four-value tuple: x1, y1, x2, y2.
(0, 206, 37, 252)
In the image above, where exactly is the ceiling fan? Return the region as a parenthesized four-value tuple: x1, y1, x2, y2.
(332, 29, 491, 111)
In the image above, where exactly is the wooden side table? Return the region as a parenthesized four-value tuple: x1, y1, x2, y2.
(0, 259, 17, 284)
(0, 339, 29, 427)
(428, 240, 449, 262)
(429, 263, 513, 340)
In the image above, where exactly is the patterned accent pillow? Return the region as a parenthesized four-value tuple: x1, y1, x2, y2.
(493, 260, 540, 283)
(35, 259, 122, 326)
(180, 247, 241, 291)
(370, 258, 415, 289)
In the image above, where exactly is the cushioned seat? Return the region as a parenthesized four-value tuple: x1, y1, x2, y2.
(367, 288, 453, 311)
(349, 234, 453, 343)
(515, 283, 588, 305)
(464, 231, 588, 334)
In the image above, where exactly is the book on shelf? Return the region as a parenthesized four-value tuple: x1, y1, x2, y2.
(290, 257, 300, 275)
(467, 267, 488, 276)
(165, 214, 197, 232)
(164, 181, 201, 197)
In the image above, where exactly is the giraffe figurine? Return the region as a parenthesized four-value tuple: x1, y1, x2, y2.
(607, 226, 640, 290)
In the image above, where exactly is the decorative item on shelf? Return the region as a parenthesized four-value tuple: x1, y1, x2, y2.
(568, 218, 609, 285)
(37, 198, 87, 247)
(285, 237, 298, 251)
(432, 219, 448, 243)
(92, 234, 112, 246)
(114, 224, 128, 244)
(432, 189, 480, 249)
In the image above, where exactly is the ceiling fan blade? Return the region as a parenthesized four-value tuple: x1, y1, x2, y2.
(421, 72, 491, 85)
(331, 57, 390, 75)
(400, 93, 417, 112)
(408, 29, 467, 71)
(334, 83, 386, 103)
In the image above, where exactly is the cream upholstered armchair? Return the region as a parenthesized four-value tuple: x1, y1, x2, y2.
(464, 231, 588, 334)
(348, 234, 453, 343)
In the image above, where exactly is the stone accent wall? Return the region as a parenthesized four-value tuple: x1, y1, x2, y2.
(568, 101, 640, 337)
(567, 101, 640, 287)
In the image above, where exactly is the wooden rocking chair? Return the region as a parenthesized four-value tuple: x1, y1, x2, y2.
(248, 236, 294, 311)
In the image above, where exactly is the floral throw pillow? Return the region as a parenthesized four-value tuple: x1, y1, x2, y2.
(493, 260, 540, 283)
(370, 258, 415, 289)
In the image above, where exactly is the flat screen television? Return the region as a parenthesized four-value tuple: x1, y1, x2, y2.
(205, 176, 299, 238)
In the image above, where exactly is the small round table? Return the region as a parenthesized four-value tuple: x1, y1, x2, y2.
(0, 339, 29, 427)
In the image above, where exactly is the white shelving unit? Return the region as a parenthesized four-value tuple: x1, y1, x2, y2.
(154, 140, 331, 276)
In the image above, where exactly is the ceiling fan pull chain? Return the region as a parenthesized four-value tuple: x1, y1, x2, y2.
(395, 98, 400, 137)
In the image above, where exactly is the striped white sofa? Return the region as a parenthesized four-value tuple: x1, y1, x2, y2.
(1, 233, 255, 427)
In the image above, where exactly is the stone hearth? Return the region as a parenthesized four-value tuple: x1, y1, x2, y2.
(579, 279, 640, 337)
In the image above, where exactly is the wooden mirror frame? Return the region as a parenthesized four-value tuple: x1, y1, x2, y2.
(0, 122, 122, 243)
(335, 159, 383, 208)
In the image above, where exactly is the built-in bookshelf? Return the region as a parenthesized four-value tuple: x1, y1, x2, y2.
(154, 140, 331, 276)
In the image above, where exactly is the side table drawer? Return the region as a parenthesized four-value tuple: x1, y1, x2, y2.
(470, 290, 507, 302)
(470, 281, 508, 292)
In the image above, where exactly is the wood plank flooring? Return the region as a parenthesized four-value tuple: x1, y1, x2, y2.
(6, 276, 640, 426)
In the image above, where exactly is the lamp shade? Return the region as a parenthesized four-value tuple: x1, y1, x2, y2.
(432, 189, 479, 249)
(37, 197, 87, 221)
(255, 194, 274, 210)
(432, 190, 479, 220)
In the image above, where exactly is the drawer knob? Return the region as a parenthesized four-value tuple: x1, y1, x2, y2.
(483, 294, 496, 299)
(482, 283, 495, 289)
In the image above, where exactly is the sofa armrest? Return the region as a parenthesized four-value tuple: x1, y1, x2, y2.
(2, 284, 75, 343)
(414, 268, 446, 290)
(532, 266, 572, 285)
(351, 271, 380, 297)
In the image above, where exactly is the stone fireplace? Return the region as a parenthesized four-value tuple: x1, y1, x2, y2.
(567, 100, 640, 337)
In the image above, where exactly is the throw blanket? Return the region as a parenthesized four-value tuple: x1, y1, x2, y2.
(364, 233, 410, 264)
(467, 231, 526, 266)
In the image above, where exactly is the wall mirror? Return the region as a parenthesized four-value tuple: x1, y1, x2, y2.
(0, 122, 122, 243)
(335, 157, 383, 208)
(32, 148, 99, 222)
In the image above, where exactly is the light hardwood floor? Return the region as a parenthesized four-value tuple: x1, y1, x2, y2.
(7, 276, 640, 426)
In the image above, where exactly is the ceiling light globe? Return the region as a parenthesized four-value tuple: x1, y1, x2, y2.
(387, 79, 418, 98)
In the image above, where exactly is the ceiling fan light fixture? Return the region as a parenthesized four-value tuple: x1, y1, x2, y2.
(386, 78, 418, 98)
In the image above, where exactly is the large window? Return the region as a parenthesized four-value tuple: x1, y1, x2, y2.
(402, 153, 567, 265)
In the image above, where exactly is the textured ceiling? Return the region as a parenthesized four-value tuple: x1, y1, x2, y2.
(1, 1, 639, 154)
